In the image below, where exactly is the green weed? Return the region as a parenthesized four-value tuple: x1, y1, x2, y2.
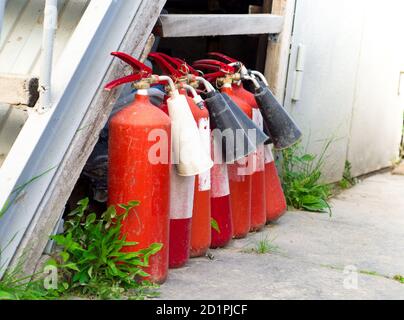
(393, 275, 404, 284)
(49, 198, 162, 300)
(339, 161, 358, 189)
(211, 218, 220, 233)
(0, 253, 58, 300)
(280, 141, 332, 215)
(243, 236, 279, 255)
(254, 236, 279, 254)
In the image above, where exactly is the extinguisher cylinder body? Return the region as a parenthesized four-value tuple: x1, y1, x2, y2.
(224, 84, 267, 232)
(220, 85, 255, 238)
(168, 171, 195, 268)
(264, 144, 287, 222)
(210, 161, 233, 248)
(108, 93, 171, 284)
(182, 91, 213, 258)
(190, 174, 211, 257)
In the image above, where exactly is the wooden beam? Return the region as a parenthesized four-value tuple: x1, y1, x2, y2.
(10, 0, 167, 276)
(264, 0, 295, 102)
(255, 0, 273, 72)
(157, 14, 284, 38)
(0, 74, 39, 107)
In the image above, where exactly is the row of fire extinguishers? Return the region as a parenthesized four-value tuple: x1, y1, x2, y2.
(104, 52, 302, 284)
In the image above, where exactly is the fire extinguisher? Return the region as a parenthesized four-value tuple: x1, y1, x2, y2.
(243, 68, 301, 222)
(105, 52, 171, 284)
(206, 55, 269, 231)
(148, 53, 214, 264)
(197, 77, 246, 249)
(194, 59, 269, 234)
(183, 83, 212, 256)
(207, 53, 298, 223)
(249, 71, 288, 221)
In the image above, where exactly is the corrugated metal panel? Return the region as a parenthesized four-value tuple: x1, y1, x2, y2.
(0, 0, 89, 169)
(0, 0, 90, 76)
(0, 103, 27, 167)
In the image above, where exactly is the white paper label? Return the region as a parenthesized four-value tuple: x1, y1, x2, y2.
(211, 163, 230, 198)
(170, 166, 195, 219)
(198, 118, 211, 191)
(252, 109, 265, 172)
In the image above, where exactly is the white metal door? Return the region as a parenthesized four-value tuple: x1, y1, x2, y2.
(284, 0, 404, 181)
(345, 2, 404, 176)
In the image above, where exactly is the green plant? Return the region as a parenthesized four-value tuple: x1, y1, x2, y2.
(394, 275, 404, 284)
(280, 141, 332, 215)
(0, 251, 60, 300)
(0, 267, 54, 300)
(211, 218, 220, 233)
(254, 236, 279, 254)
(243, 236, 279, 255)
(49, 198, 162, 300)
(339, 161, 358, 189)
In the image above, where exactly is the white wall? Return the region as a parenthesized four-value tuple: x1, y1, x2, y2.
(346, 2, 404, 176)
(284, 0, 404, 182)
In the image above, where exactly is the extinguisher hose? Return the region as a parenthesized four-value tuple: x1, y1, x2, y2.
(196, 76, 216, 93)
(183, 84, 204, 109)
(251, 70, 269, 87)
(157, 75, 178, 96)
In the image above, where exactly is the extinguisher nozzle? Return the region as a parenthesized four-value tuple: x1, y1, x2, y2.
(255, 87, 302, 150)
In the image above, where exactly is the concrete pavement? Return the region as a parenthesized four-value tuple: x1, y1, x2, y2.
(160, 172, 404, 300)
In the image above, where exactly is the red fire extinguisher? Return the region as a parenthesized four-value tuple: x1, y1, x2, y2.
(148, 53, 214, 264)
(247, 70, 288, 222)
(208, 53, 288, 222)
(192, 60, 251, 238)
(183, 83, 212, 256)
(207, 55, 268, 231)
(105, 52, 171, 284)
(166, 80, 213, 268)
(210, 144, 233, 248)
(264, 142, 287, 221)
(151, 54, 214, 256)
(230, 81, 266, 232)
(194, 59, 268, 234)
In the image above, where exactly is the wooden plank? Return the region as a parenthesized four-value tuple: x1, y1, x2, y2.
(264, 0, 295, 102)
(255, 0, 273, 72)
(9, 0, 167, 276)
(0, 74, 39, 107)
(158, 14, 284, 38)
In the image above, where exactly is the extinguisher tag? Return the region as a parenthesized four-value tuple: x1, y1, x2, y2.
(170, 167, 195, 219)
(252, 109, 265, 172)
(211, 163, 230, 197)
(198, 118, 211, 191)
(265, 144, 275, 164)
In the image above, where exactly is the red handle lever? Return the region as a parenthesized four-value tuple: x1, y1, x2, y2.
(170, 56, 199, 76)
(207, 52, 239, 64)
(104, 52, 152, 91)
(148, 52, 183, 78)
(193, 59, 235, 73)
